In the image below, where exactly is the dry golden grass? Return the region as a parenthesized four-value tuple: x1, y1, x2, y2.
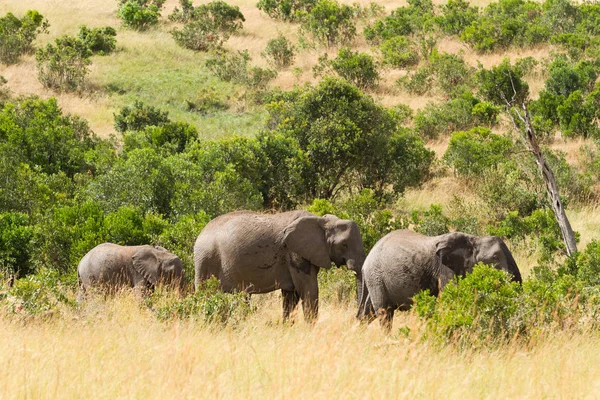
(2, 294, 600, 399)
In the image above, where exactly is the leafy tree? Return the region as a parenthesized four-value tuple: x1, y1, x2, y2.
(436, 0, 479, 35)
(476, 58, 529, 106)
(300, 0, 356, 47)
(0, 96, 103, 177)
(35, 36, 92, 91)
(545, 56, 597, 98)
(364, 0, 435, 44)
(265, 77, 433, 199)
(0, 10, 49, 65)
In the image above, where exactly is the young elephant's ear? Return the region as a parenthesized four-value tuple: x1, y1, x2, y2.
(435, 232, 474, 276)
(131, 246, 159, 285)
(282, 216, 332, 269)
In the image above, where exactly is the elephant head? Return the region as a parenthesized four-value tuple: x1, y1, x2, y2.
(282, 214, 366, 273)
(435, 232, 522, 283)
(131, 246, 185, 291)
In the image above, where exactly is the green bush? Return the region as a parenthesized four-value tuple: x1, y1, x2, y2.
(318, 267, 357, 304)
(316, 48, 380, 90)
(398, 67, 432, 95)
(171, 1, 244, 51)
(0, 212, 34, 277)
(151, 276, 255, 325)
(379, 36, 419, 69)
(444, 127, 514, 177)
(0, 10, 49, 65)
(257, 0, 317, 21)
(476, 58, 529, 106)
(436, 0, 478, 35)
(8, 268, 75, 317)
(123, 122, 198, 154)
(364, 0, 435, 44)
(413, 94, 482, 139)
(206, 50, 277, 89)
(545, 56, 598, 98)
(262, 34, 296, 69)
(118, 1, 161, 30)
(35, 36, 92, 92)
(411, 204, 450, 236)
(77, 25, 117, 55)
(428, 51, 474, 98)
(300, 0, 356, 47)
(114, 101, 170, 133)
(414, 264, 523, 348)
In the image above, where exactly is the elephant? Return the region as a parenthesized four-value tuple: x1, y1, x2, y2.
(358, 230, 522, 331)
(193, 210, 366, 322)
(77, 243, 185, 301)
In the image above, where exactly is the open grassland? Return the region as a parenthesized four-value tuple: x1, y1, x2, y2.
(2, 295, 600, 399)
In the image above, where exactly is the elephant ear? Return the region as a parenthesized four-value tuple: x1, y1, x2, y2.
(435, 233, 474, 276)
(282, 216, 332, 269)
(131, 246, 160, 285)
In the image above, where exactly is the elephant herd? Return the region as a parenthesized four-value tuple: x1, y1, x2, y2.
(77, 210, 522, 330)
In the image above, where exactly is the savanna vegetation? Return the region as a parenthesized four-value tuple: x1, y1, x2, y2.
(1, 0, 600, 397)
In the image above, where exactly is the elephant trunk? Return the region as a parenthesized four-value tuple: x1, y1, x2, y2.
(501, 241, 522, 284)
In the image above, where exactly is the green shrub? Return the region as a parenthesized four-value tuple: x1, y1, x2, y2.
(398, 67, 432, 95)
(364, 0, 435, 44)
(262, 34, 296, 68)
(151, 276, 255, 325)
(319, 48, 380, 90)
(436, 0, 478, 35)
(8, 268, 75, 317)
(104, 206, 167, 246)
(556, 90, 599, 139)
(318, 267, 356, 304)
(118, 1, 161, 30)
(77, 25, 117, 55)
(379, 36, 419, 69)
(545, 56, 598, 98)
(428, 50, 474, 98)
(114, 101, 170, 133)
(300, 0, 356, 47)
(124, 122, 198, 154)
(411, 204, 450, 236)
(0, 10, 49, 65)
(205, 50, 277, 89)
(476, 58, 529, 106)
(413, 94, 481, 139)
(414, 264, 523, 348)
(0, 76, 8, 102)
(257, 0, 317, 21)
(35, 36, 92, 92)
(171, 1, 244, 51)
(471, 101, 500, 125)
(570, 241, 600, 286)
(0, 212, 34, 277)
(444, 127, 514, 177)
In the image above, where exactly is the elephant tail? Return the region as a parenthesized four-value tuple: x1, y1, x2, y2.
(356, 272, 375, 322)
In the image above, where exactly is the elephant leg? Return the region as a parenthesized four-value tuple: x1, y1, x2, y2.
(377, 307, 394, 333)
(289, 264, 319, 323)
(282, 290, 300, 322)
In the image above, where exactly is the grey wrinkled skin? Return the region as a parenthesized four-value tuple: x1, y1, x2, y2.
(194, 210, 366, 322)
(358, 230, 522, 331)
(77, 243, 185, 301)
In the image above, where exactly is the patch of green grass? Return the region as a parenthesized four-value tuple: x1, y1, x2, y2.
(90, 30, 266, 139)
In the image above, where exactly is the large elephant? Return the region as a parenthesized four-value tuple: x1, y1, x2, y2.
(358, 230, 522, 331)
(194, 210, 366, 322)
(77, 243, 185, 301)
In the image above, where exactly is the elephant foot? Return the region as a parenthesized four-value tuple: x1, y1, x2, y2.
(376, 307, 394, 333)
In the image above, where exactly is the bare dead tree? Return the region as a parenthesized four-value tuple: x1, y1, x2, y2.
(500, 76, 578, 256)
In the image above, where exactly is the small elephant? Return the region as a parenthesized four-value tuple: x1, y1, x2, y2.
(194, 210, 366, 322)
(77, 243, 185, 301)
(358, 230, 522, 331)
